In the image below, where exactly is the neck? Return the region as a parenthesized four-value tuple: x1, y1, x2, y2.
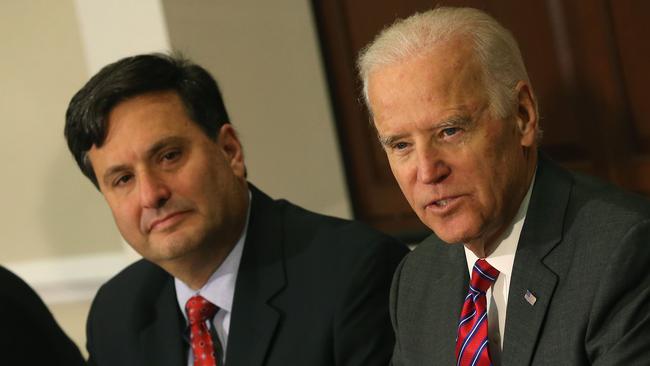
(465, 240, 494, 259)
(167, 239, 239, 290)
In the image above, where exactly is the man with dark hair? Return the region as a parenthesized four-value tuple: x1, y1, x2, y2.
(65, 53, 407, 366)
(0, 266, 86, 366)
(359, 6, 650, 366)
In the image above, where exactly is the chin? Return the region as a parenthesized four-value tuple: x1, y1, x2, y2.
(424, 217, 480, 245)
(433, 232, 467, 244)
(148, 236, 197, 261)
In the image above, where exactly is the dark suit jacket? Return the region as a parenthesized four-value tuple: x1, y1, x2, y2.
(87, 186, 408, 366)
(0, 266, 86, 366)
(390, 156, 650, 365)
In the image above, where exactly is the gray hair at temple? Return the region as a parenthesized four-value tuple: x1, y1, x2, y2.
(357, 6, 538, 121)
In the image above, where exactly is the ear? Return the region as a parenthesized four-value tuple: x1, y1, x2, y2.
(514, 81, 538, 148)
(217, 124, 246, 178)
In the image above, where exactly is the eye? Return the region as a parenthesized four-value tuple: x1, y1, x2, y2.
(113, 174, 133, 187)
(441, 127, 461, 137)
(394, 141, 410, 150)
(161, 150, 181, 162)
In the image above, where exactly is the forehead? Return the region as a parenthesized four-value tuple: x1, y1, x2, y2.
(367, 40, 487, 131)
(103, 91, 194, 142)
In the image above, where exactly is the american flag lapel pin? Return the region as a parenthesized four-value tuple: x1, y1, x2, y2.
(524, 290, 537, 306)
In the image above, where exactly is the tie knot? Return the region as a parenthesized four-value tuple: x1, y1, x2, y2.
(470, 259, 499, 293)
(185, 295, 218, 326)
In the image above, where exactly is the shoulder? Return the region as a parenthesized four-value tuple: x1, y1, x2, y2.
(0, 266, 40, 304)
(249, 185, 406, 257)
(87, 258, 173, 357)
(395, 233, 462, 282)
(0, 266, 66, 323)
(571, 172, 650, 215)
(0, 266, 54, 322)
(565, 171, 650, 239)
(536, 156, 650, 229)
(274, 197, 408, 258)
(96, 259, 168, 295)
(531, 158, 650, 248)
(90, 259, 170, 315)
(0, 267, 85, 365)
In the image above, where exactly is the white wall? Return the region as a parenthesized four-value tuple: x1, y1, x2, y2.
(0, 0, 119, 264)
(1, 0, 350, 354)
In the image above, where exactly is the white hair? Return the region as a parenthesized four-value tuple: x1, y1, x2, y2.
(358, 7, 537, 120)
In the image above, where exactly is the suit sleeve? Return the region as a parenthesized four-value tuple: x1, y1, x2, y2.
(332, 235, 408, 366)
(587, 219, 650, 365)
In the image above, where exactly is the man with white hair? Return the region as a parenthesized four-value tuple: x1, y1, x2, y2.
(359, 6, 650, 365)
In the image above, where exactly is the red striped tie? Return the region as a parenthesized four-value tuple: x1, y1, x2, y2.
(456, 259, 499, 366)
(186, 295, 219, 366)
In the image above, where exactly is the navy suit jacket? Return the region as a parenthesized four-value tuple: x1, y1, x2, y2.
(87, 186, 408, 366)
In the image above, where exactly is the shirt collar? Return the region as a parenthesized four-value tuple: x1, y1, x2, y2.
(464, 172, 536, 277)
(175, 190, 252, 319)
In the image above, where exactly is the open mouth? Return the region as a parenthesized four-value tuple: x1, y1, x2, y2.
(426, 195, 463, 212)
(433, 199, 450, 207)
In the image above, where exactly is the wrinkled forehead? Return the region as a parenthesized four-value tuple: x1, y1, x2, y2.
(368, 45, 486, 110)
(369, 39, 484, 94)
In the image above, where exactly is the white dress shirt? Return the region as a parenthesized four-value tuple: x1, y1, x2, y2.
(175, 191, 251, 366)
(464, 174, 535, 366)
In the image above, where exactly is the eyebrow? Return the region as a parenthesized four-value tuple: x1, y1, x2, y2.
(102, 163, 131, 187)
(378, 134, 405, 147)
(377, 114, 473, 147)
(100, 136, 188, 186)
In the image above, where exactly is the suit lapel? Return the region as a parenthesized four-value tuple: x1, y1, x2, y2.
(501, 156, 573, 365)
(138, 276, 186, 366)
(226, 186, 286, 366)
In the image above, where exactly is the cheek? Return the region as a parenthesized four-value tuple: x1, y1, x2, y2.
(173, 161, 216, 199)
(472, 163, 515, 218)
(449, 152, 495, 208)
(186, 165, 230, 213)
(388, 155, 416, 182)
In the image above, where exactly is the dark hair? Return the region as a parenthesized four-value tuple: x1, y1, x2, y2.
(64, 53, 230, 187)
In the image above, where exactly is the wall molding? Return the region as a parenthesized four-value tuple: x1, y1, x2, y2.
(5, 251, 139, 304)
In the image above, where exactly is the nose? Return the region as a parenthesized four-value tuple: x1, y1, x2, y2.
(138, 171, 171, 209)
(416, 145, 451, 184)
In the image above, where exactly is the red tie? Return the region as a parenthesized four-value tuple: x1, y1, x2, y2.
(186, 295, 219, 366)
(456, 259, 499, 366)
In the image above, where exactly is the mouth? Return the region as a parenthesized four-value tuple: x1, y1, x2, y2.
(148, 210, 192, 233)
(433, 199, 450, 207)
(425, 195, 463, 213)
